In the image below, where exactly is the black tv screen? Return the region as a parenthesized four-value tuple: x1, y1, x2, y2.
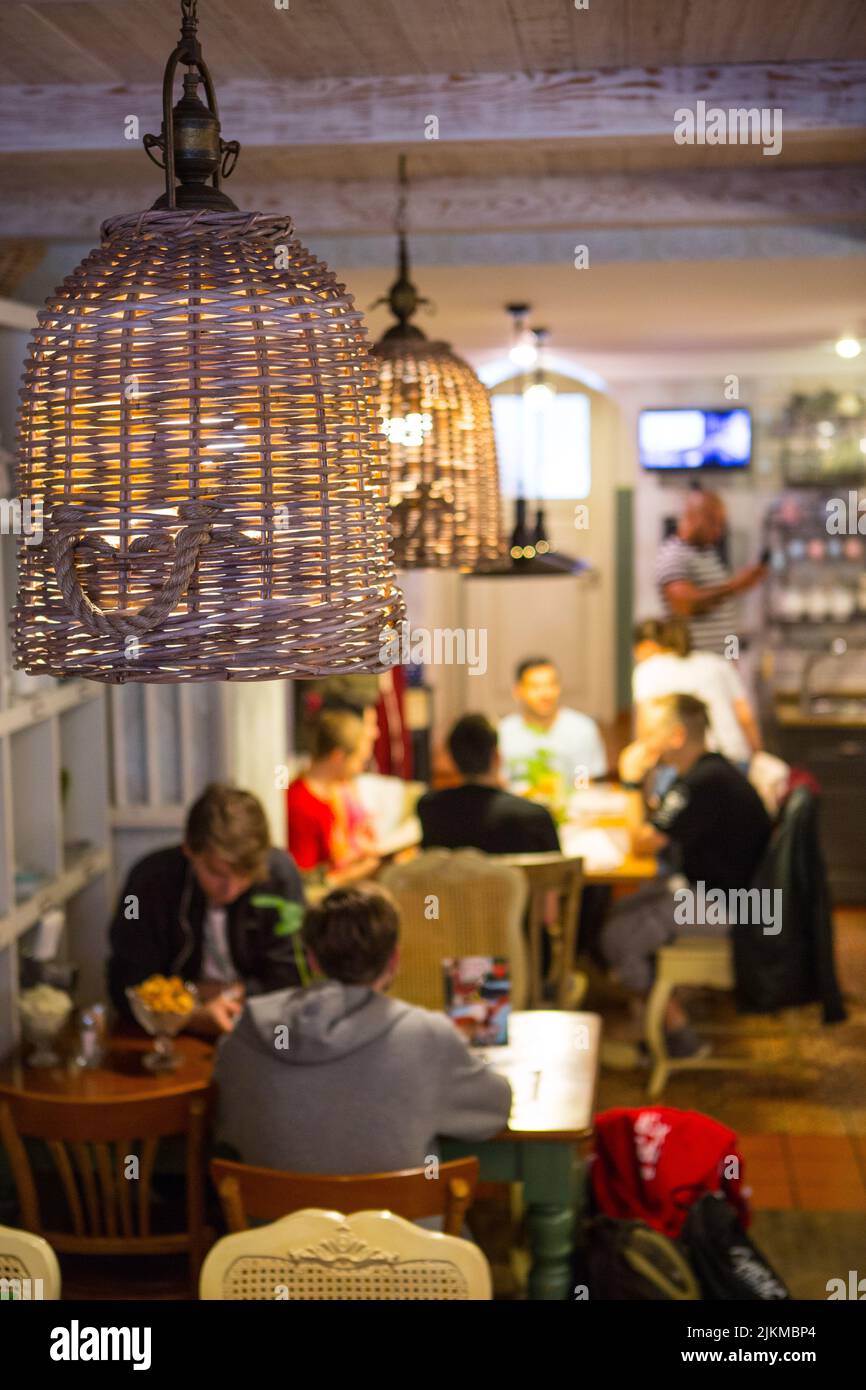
(639, 407, 752, 471)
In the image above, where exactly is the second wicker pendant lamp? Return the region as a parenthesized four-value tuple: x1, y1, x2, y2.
(371, 160, 503, 571)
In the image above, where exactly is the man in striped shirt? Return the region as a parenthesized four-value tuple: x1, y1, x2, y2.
(656, 492, 766, 655)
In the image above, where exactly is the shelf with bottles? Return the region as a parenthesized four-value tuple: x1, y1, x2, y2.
(776, 389, 866, 487)
(2, 867, 114, 1059)
(763, 488, 866, 629)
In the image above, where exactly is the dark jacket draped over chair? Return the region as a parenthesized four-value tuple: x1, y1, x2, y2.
(733, 786, 846, 1023)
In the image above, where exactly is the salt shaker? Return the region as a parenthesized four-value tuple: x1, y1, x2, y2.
(74, 1004, 107, 1069)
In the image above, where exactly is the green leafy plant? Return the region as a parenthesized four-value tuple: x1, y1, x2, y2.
(251, 895, 313, 986)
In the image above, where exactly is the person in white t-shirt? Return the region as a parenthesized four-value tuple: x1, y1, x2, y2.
(630, 618, 760, 769)
(499, 657, 607, 816)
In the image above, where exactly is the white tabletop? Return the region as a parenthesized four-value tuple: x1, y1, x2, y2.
(477, 1010, 602, 1139)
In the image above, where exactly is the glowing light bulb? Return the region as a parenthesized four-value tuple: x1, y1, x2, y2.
(385, 412, 432, 447)
(835, 336, 862, 359)
(509, 340, 538, 369)
(523, 381, 555, 409)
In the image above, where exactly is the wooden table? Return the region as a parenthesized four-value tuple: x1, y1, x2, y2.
(442, 1009, 601, 1301)
(0, 1032, 214, 1102)
(368, 783, 657, 886)
(562, 785, 657, 886)
(1, 1013, 599, 1302)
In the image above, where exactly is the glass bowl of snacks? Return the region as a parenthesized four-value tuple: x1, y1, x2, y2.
(19, 984, 74, 1067)
(126, 976, 198, 1072)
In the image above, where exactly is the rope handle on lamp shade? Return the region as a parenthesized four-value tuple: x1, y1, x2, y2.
(48, 501, 218, 638)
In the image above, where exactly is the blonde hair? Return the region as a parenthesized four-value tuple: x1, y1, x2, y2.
(312, 708, 365, 760)
(659, 618, 692, 659)
(633, 617, 692, 658)
(645, 693, 709, 740)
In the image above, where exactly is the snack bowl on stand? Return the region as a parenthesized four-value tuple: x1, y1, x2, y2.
(126, 976, 198, 1072)
(19, 985, 74, 1068)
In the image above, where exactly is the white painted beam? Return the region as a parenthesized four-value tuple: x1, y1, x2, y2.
(307, 223, 866, 269)
(1, 167, 863, 241)
(0, 62, 862, 154)
(0, 297, 38, 330)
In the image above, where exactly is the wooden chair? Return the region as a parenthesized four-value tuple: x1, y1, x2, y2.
(645, 937, 803, 1098)
(0, 1222, 61, 1299)
(499, 853, 585, 1008)
(210, 1155, 480, 1237)
(380, 849, 529, 1011)
(0, 1089, 212, 1298)
(199, 1208, 492, 1300)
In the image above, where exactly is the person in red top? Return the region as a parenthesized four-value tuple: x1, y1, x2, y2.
(287, 709, 381, 887)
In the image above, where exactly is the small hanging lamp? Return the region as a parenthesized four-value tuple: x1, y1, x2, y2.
(523, 327, 556, 410)
(370, 158, 502, 570)
(14, 0, 403, 683)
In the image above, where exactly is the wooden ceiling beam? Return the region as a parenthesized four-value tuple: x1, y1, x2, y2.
(1, 166, 862, 239)
(0, 62, 862, 154)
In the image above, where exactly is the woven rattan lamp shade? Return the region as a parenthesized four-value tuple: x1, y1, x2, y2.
(13, 209, 404, 682)
(372, 334, 502, 570)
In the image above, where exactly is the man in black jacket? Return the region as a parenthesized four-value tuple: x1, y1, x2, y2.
(418, 714, 560, 854)
(108, 784, 305, 1035)
(603, 694, 771, 1058)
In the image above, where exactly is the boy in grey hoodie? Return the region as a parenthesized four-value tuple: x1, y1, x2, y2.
(214, 884, 512, 1173)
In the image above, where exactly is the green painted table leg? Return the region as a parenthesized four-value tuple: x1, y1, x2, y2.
(522, 1143, 583, 1301)
(440, 1138, 587, 1300)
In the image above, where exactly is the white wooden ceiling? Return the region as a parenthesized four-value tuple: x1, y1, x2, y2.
(0, 0, 864, 366)
(0, 0, 864, 83)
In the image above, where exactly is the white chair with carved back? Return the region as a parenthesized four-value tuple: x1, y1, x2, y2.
(0, 1223, 61, 1300)
(199, 1208, 492, 1301)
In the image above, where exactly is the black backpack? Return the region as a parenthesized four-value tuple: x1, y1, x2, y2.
(582, 1215, 701, 1300)
(681, 1192, 790, 1300)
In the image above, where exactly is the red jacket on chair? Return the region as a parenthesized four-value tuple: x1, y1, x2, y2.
(591, 1106, 750, 1238)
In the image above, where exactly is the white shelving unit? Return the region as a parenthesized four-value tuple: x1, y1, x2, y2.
(108, 680, 290, 885)
(0, 534, 113, 1057)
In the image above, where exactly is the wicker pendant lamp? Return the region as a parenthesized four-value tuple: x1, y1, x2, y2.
(370, 160, 502, 570)
(14, 0, 403, 683)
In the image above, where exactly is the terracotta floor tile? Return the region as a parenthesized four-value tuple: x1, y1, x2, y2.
(790, 1157, 863, 1178)
(749, 1185, 797, 1211)
(788, 1135, 857, 1160)
(792, 1184, 866, 1212)
(739, 1133, 787, 1159)
(789, 1140, 861, 1164)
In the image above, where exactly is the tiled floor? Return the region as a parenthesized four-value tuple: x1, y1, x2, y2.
(741, 1132, 866, 1212)
(593, 906, 866, 1178)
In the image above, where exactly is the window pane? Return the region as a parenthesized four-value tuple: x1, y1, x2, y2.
(492, 392, 591, 500)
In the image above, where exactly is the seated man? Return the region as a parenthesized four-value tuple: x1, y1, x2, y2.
(214, 884, 512, 1174)
(601, 694, 772, 1058)
(499, 657, 607, 817)
(418, 713, 560, 854)
(108, 784, 305, 1036)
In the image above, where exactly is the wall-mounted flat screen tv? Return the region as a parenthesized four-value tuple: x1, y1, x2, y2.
(639, 407, 752, 471)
